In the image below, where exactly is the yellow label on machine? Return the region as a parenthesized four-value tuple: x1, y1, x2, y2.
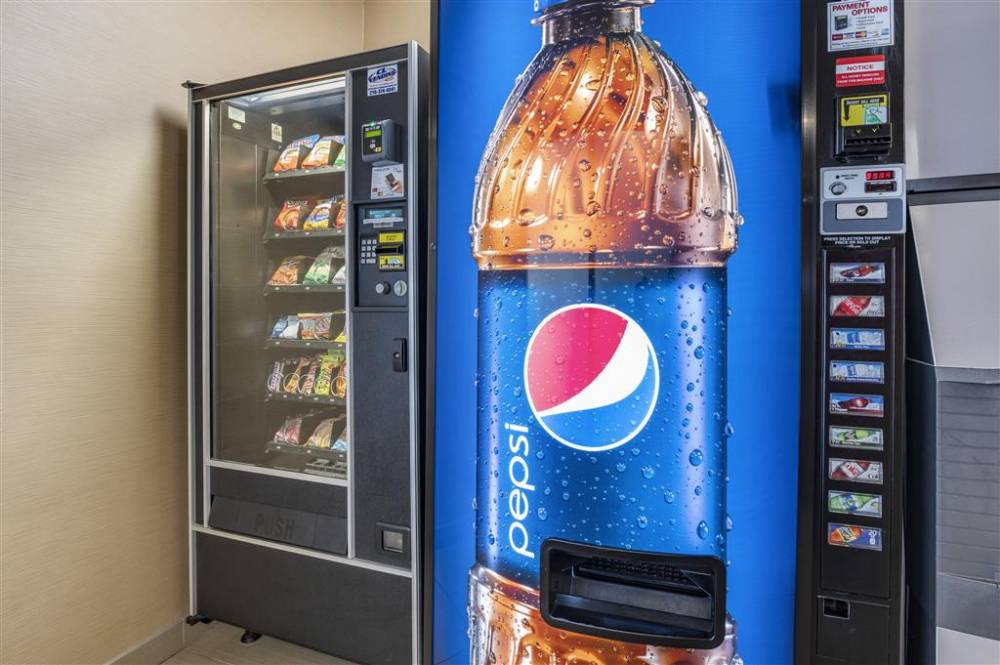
(379, 231, 405, 245)
(840, 94, 889, 127)
(379, 254, 405, 271)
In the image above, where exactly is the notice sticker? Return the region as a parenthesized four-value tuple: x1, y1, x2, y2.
(829, 458, 883, 484)
(828, 523, 883, 551)
(367, 64, 399, 96)
(836, 55, 886, 87)
(271, 123, 283, 144)
(828, 0, 894, 52)
(227, 105, 246, 123)
(371, 163, 405, 200)
(840, 94, 889, 127)
(829, 490, 883, 517)
(830, 426, 883, 450)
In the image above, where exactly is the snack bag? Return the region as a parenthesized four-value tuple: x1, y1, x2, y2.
(303, 245, 339, 285)
(334, 198, 347, 229)
(332, 426, 349, 453)
(280, 315, 299, 339)
(331, 137, 347, 168)
(334, 325, 347, 344)
(314, 353, 338, 396)
(299, 355, 321, 395)
(331, 265, 347, 285)
(267, 360, 285, 393)
(272, 134, 320, 173)
(301, 136, 340, 169)
(274, 416, 305, 445)
(268, 256, 311, 285)
(283, 356, 311, 393)
(270, 315, 290, 338)
(302, 198, 334, 231)
(333, 362, 347, 399)
(273, 200, 312, 231)
(300, 313, 333, 340)
(305, 418, 335, 449)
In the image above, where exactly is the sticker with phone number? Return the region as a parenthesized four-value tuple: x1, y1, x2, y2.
(828, 523, 882, 551)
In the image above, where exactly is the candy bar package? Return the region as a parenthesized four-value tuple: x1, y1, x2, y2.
(299, 312, 332, 340)
(305, 418, 335, 449)
(302, 197, 333, 231)
(299, 355, 321, 395)
(272, 134, 320, 173)
(283, 356, 311, 393)
(331, 264, 347, 285)
(313, 353, 339, 396)
(331, 137, 347, 169)
(301, 136, 344, 169)
(268, 256, 312, 285)
(333, 362, 347, 399)
(334, 326, 347, 344)
(278, 315, 299, 339)
(303, 245, 340, 285)
(267, 360, 286, 393)
(273, 200, 312, 231)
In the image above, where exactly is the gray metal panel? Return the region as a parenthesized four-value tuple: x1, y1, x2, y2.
(937, 573, 1000, 641)
(910, 201, 1000, 370)
(904, 0, 1000, 180)
(937, 381, 1000, 583)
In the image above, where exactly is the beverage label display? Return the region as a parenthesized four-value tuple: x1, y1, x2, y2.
(831, 327, 885, 350)
(830, 295, 885, 318)
(830, 426, 883, 449)
(830, 392, 884, 417)
(829, 458, 883, 484)
(830, 360, 884, 384)
(830, 262, 886, 284)
(828, 523, 883, 551)
(828, 490, 882, 517)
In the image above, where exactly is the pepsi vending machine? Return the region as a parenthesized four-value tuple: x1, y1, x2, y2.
(434, 1, 801, 663)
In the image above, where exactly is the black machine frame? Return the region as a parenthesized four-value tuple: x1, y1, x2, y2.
(186, 43, 435, 663)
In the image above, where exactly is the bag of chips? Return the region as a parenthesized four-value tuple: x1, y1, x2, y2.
(331, 265, 347, 285)
(302, 198, 334, 231)
(273, 200, 312, 231)
(334, 198, 347, 229)
(299, 312, 332, 340)
(332, 426, 349, 453)
(334, 325, 347, 344)
(268, 256, 311, 285)
(279, 315, 299, 339)
(305, 418, 336, 449)
(270, 315, 289, 338)
(274, 416, 305, 445)
(303, 245, 339, 285)
(331, 137, 347, 169)
(283, 356, 311, 393)
(301, 136, 343, 169)
(272, 134, 320, 173)
(333, 362, 347, 399)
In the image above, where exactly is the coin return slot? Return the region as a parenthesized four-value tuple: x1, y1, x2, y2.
(823, 597, 851, 620)
(540, 539, 725, 649)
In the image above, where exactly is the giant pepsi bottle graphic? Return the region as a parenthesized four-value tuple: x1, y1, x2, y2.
(471, 1, 740, 663)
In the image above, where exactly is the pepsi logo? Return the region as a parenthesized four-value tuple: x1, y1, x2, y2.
(524, 304, 659, 452)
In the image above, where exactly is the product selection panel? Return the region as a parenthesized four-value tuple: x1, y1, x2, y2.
(356, 205, 408, 308)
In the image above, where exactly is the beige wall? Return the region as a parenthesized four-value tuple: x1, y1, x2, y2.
(0, 2, 385, 663)
(364, 0, 432, 51)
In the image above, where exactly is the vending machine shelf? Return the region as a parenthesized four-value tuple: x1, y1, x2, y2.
(262, 229, 345, 243)
(264, 284, 345, 295)
(263, 165, 344, 184)
(265, 440, 347, 463)
(265, 392, 345, 407)
(264, 339, 345, 351)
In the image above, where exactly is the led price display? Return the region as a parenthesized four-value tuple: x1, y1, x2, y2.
(865, 170, 894, 181)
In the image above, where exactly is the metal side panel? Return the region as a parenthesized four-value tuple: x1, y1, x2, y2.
(196, 531, 411, 664)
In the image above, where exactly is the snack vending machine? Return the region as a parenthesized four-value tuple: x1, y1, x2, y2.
(186, 43, 431, 663)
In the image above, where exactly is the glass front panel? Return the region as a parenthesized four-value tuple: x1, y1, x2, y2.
(210, 76, 348, 480)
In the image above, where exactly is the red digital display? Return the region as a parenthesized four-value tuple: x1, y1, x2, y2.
(865, 170, 894, 181)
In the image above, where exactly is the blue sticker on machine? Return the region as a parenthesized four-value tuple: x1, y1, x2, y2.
(830, 360, 885, 383)
(831, 327, 886, 350)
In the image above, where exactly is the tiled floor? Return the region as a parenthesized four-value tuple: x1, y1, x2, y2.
(163, 622, 355, 665)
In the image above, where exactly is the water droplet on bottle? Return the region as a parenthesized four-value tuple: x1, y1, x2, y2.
(697, 521, 709, 540)
(641, 465, 655, 479)
(637, 515, 648, 529)
(660, 235, 675, 246)
(584, 78, 601, 92)
(516, 208, 536, 226)
(586, 200, 602, 216)
(686, 382, 695, 393)
(726, 514, 734, 531)
(689, 449, 704, 466)
(537, 507, 548, 521)
(615, 462, 626, 473)
(724, 422, 735, 437)
(577, 158, 592, 172)
(694, 485, 703, 496)
(561, 492, 570, 501)
(695, 90, 709, 106)
(651, 95, 668, 115)
(694, 345, 705, 359)
(663, 490, 675, 504)
(581, 228, 592, 238)
(538, 234, 555, 251)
